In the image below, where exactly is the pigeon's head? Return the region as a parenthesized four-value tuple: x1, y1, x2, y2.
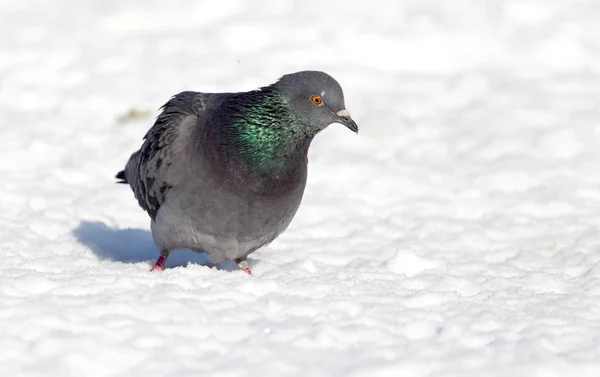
(274, 71, 358, 134)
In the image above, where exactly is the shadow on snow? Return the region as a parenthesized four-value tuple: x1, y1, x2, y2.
(71, 220, 232, 270)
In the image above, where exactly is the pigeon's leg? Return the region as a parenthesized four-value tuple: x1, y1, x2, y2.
(150, 250, 170, 271)
(235, 257, 252, 275)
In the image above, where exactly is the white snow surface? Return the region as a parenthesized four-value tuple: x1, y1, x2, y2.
(2, 1, 600, 376)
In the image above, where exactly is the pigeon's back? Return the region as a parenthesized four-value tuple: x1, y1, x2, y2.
(119, 91, 226, 218)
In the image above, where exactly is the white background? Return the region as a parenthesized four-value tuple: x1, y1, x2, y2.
(1, 0, 600, 376)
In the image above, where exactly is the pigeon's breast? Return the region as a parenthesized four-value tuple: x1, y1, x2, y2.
(151, 160, 308, 262)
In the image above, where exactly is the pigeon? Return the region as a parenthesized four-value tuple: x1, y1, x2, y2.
(116, 71, 358, 274)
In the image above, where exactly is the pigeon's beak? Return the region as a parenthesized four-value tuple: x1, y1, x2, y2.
(335, 109, 358, 134)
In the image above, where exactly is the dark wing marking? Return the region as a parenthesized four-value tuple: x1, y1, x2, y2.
(123, 91, 208, 219)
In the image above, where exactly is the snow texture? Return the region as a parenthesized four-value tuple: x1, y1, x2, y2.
(2, 0, 600, 376)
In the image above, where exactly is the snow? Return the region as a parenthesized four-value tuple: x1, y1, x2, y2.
(1, 0, 600, 376)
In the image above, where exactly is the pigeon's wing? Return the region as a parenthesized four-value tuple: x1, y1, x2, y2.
(123, 91, 214, 220)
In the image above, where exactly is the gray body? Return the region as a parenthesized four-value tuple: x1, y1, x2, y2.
(123, 92, 305, 262)
(118, 71, 357, 266)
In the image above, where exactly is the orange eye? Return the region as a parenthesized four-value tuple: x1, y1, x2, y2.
(310, 95, 322, 105)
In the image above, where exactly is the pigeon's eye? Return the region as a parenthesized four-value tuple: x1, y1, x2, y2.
(310, 95, 323, 105)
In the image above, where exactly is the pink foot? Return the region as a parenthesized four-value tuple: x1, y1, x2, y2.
(150, 255, 166, 271)
(236, 260, 252, 275)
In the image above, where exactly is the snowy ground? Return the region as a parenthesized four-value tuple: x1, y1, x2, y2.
(2, 0, 600, 376)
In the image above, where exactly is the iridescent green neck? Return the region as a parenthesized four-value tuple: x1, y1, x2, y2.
(228, 90, 312, 172)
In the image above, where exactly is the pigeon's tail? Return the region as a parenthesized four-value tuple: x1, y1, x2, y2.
(117, 150, 140, 185)
(115, 170, 128, 184)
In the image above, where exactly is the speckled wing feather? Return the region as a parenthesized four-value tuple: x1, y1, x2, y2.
(121, 91, 211, 220)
